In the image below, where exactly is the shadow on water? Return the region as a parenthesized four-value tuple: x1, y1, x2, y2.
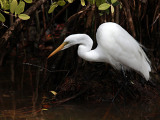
(1, 101, 160, 120)
(0, 60, 160, 120)
(42, 102, 160, 120)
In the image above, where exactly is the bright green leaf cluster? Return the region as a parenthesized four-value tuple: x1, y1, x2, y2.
(98, 0, 120, 11)
(0, 0, 32, 22)
(47, 0, 120, 15)
(0, 0, 10, 10)
(86, 0, 120, 13)
(95, 0, 120, 16)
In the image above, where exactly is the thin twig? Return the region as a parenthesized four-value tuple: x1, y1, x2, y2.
(151, 13, 160, 26)
(23, 62, 68, 73)
(52, 87, 88, 104)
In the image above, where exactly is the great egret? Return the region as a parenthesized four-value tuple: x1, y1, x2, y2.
(48, 22, 151, 81)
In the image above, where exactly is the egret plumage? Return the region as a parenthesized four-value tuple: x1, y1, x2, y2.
(48, 22, 151, 80)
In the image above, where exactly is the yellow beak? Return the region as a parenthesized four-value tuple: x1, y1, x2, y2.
(47, 42, 68, 59)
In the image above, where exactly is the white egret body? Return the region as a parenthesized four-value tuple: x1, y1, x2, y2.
(48, 22, 151, 80)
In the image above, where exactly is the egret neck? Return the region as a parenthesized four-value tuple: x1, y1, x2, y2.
(73, 34, 104, 62)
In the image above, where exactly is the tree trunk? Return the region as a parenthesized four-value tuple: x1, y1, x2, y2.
(121, 0, 136, 38)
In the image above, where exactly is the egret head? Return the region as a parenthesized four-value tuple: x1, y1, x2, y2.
(62, 35, 78, 50)
(47, 35, 78, 59)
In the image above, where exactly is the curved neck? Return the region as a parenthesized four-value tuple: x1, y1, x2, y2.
(77, 35, 103, 62)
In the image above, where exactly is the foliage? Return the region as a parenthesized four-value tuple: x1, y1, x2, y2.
(98, 3, 111, 11)
(18, 13, 30, 20)
(0, 0, 120, 22)
(48, 0, 120, 14)
(0, 0, 32, 22)
(48, 2, 58, 14)
(98, 0, 120, 13)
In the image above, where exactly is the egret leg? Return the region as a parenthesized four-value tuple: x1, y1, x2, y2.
(112, 66, 128, 102)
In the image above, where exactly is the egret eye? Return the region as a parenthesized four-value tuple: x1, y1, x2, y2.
(65, 41, 69, 44)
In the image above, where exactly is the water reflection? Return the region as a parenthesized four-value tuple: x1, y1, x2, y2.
(41, 102, 160, 120)
(1, 94, 160, 120)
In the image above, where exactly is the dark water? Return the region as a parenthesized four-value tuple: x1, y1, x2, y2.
(1, 87, 160, 120)
(41, 102, 160, 120)
(0, 61, 160, 120)
(1, 100, 160, 120)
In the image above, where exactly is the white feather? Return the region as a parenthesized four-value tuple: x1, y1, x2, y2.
(63, 22, 151, 80)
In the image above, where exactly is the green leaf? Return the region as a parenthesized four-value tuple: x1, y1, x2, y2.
(0, 0, 10, 10)
(0, 0, 3, 8)
(24, 0, 32, 3)
(57, 0, 66, 6)
(10, 0, 18, 13)
(18, 14, 30, 20)
(0, 13, 5, 22)
(98, 3, 111, 10)
(5, 4, 10, 10)
(4, 11, 10, 14)
(67, 0, 74, 3)
(81, 0, 85, 6)
(48, 2, 58, 14)
(111, 5, 114, 13)
(111, 0, 117, 4)
(15, 1, 25, 14)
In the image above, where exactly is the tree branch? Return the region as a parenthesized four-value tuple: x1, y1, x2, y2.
(0, 0, 47, 47)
